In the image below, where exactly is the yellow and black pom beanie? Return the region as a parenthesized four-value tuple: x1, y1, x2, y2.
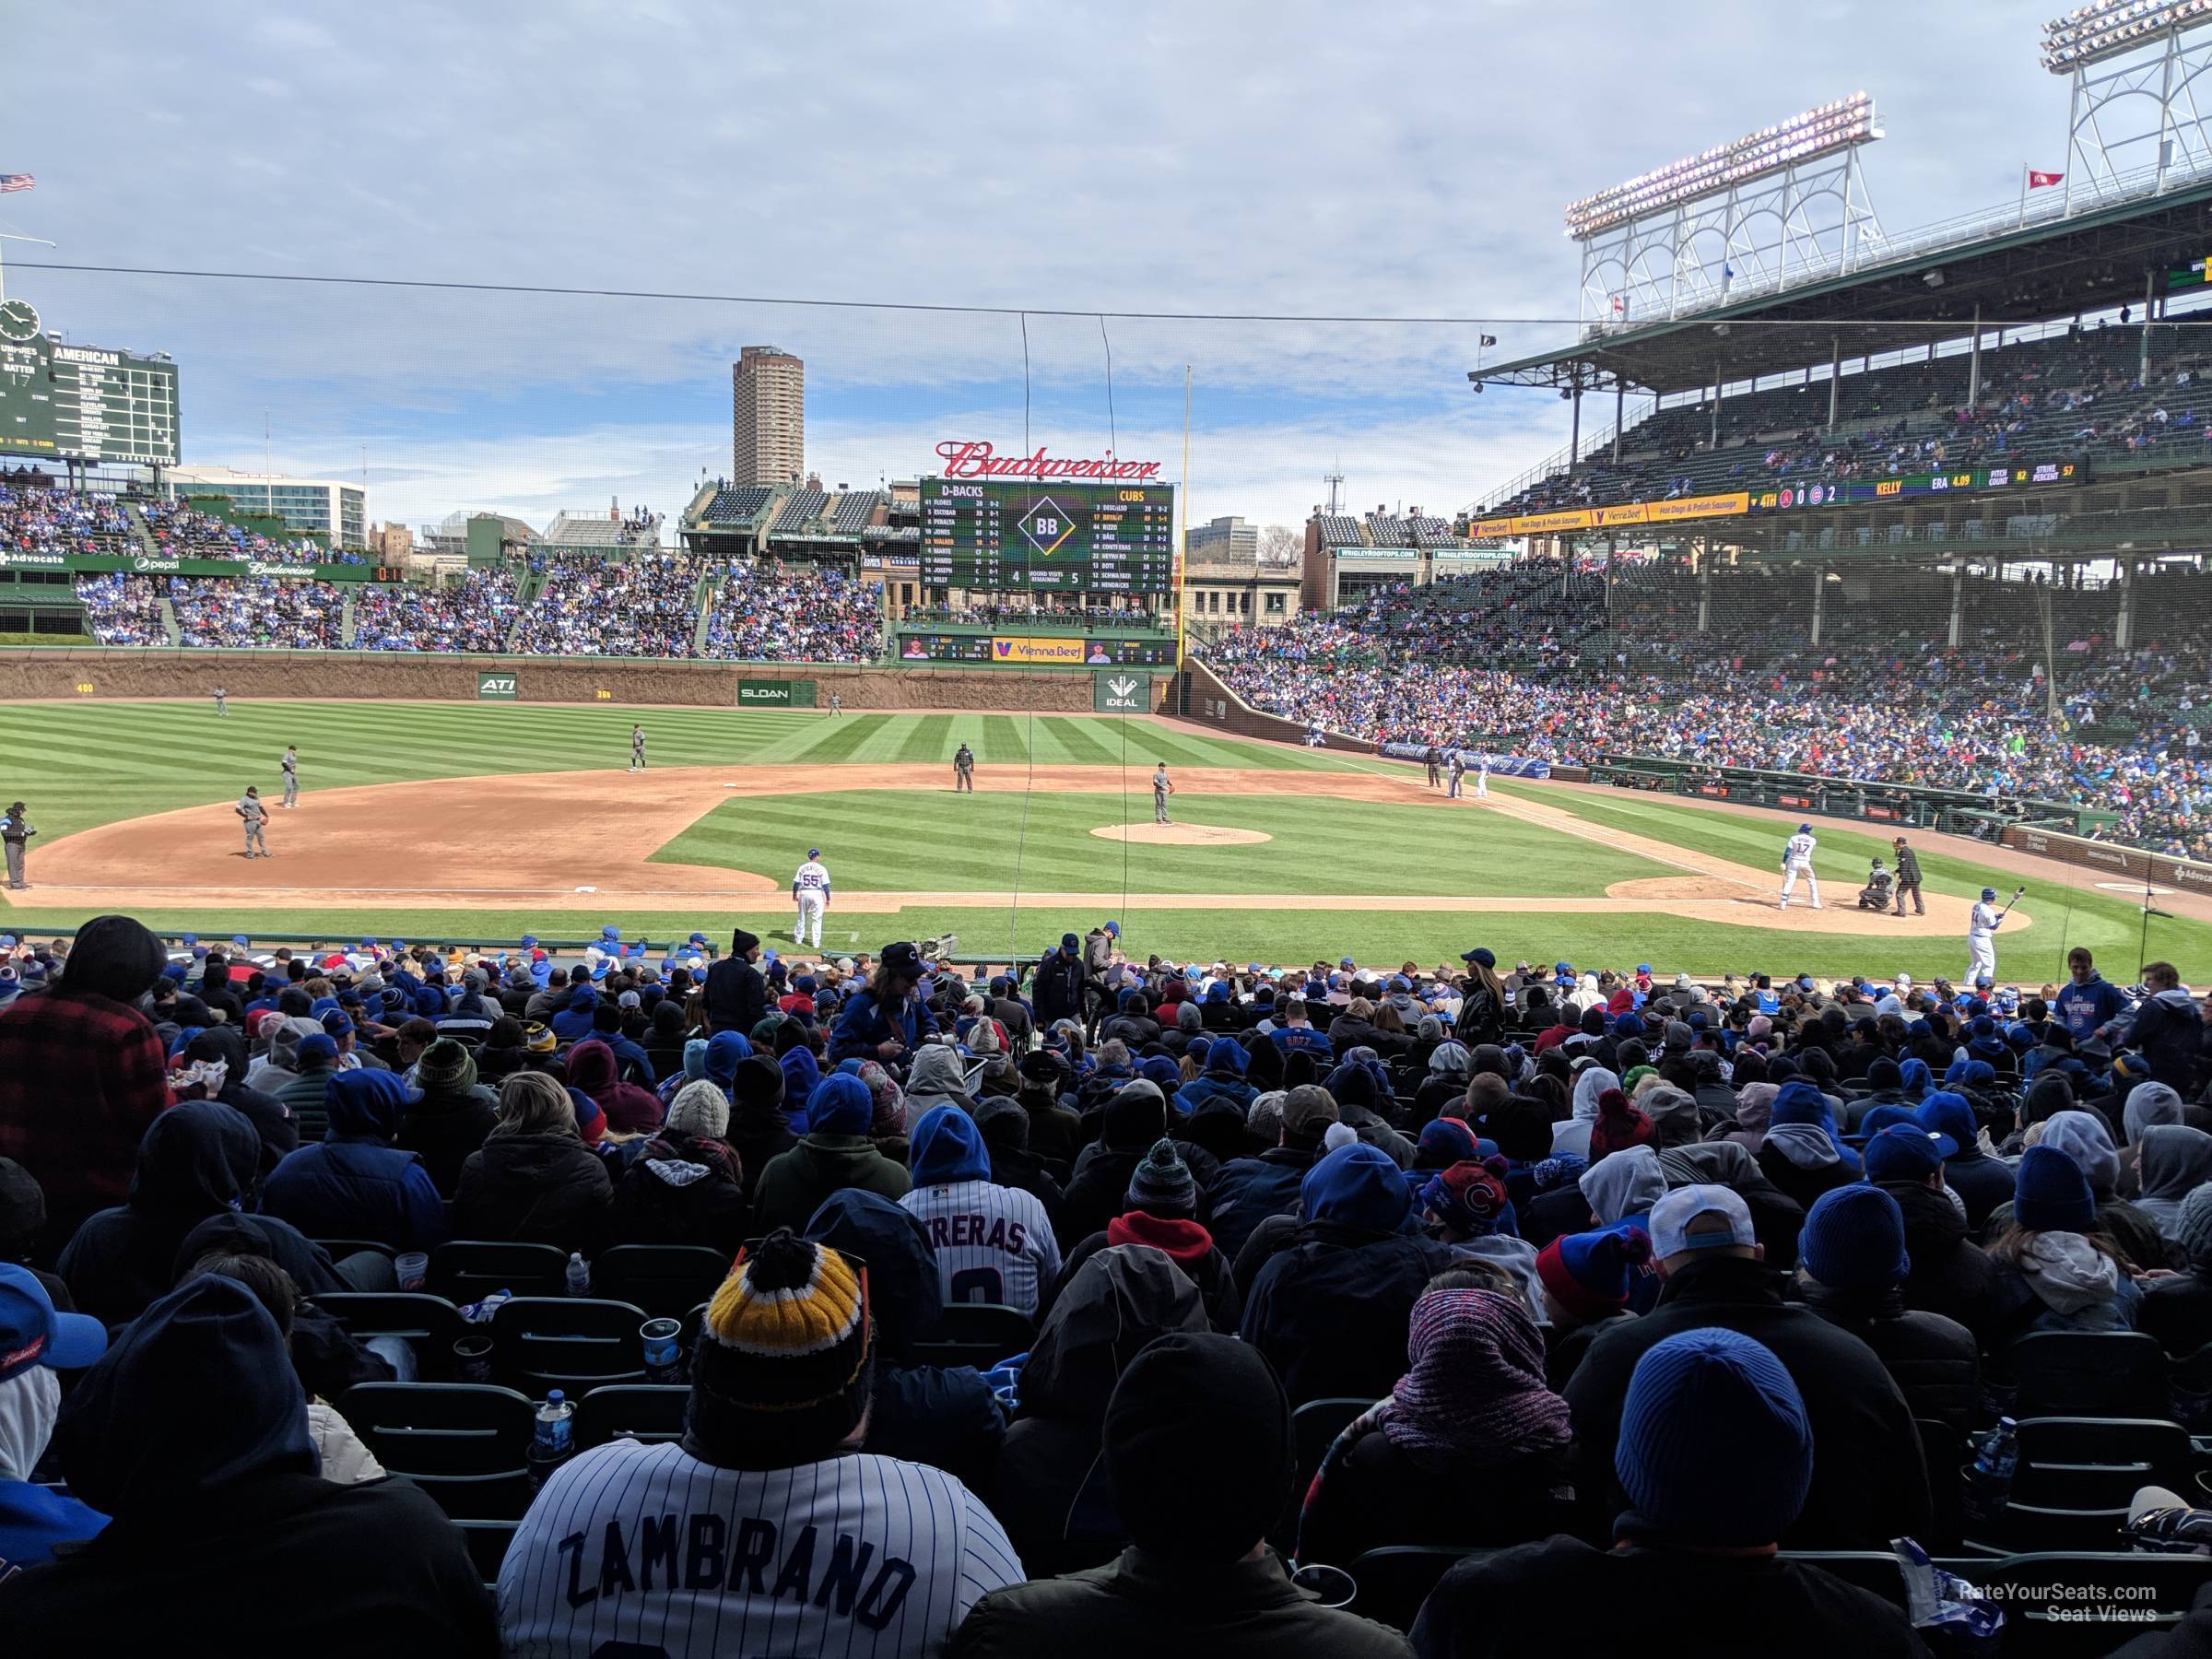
(688, 1230, 873, 1466)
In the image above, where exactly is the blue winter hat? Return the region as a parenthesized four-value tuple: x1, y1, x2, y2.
(1612, 1011, 1646, 1040)
(1863, 1124, 1946, 1183)
(1854, 1104, 1921, 1140)
(1616, 1329, 1811, 1547)
(1899, 1058, 1933, 1096)
(806, 1073, 874, 1136)
(2015, 1143, 2097, 1233)
(1800, 1185, 1910, 1290)
(1769, 1081, 1832, 1129)
(1914, 1092, 1973, 1159)
(1206, 1041, 1248, 1077)
(1300, 1142, 1411, 1234)
(296, 1033, 339, 1066)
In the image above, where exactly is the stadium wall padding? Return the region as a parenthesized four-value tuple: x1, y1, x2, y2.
(0, 652, 1141, 712)
(2004, 823, 2212, 899)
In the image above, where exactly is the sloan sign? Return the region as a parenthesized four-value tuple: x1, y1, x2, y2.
(935, 440, 1162, 482)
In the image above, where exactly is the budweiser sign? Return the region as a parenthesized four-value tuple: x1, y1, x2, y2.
(935, 440, 1163, 482)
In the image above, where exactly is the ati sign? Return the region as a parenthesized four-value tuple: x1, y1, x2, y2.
(1095, 671, 1149, 713)
(476, 672, 518, 700)
(739, 678, 816, 708)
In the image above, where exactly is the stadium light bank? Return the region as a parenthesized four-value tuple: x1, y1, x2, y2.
(2042, 0, 2212, 71)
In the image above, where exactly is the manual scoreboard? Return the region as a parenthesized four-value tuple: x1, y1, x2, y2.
(0, 300, 181, 466)
(920, 478, 1175, 593)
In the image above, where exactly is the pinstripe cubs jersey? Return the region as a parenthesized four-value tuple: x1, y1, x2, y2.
(497, 1439, 1020, 1657)
(897, 1180, 1060, 1318)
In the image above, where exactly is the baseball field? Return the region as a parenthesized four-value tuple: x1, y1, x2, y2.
(3, 699, 2209, 981)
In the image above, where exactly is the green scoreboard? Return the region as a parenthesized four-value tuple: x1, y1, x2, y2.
(0, 299, 181, 465)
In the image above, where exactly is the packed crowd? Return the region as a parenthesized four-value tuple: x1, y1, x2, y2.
(168, 576, 348, 650)
(0, 483, 134, 558)
(140, 500, 353, 567)
(353, 567, 523, 653)
(698, 561, 885, 662)
(72, 573, 169, 646)
(1488, 324, 2202, 520)
(1210, 564, 2212, 860)
(2, 915, 2210, 1653)
(510, 553, 707, 657)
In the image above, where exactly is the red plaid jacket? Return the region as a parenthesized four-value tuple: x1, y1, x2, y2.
(0, 987, 174, 1214)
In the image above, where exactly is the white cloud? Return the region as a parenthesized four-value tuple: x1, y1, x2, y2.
(14, 0, 2081, 524)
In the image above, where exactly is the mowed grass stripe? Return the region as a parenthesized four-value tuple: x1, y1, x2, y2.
(1039, 717, 1122, 767)
(895, 714, 953, 765)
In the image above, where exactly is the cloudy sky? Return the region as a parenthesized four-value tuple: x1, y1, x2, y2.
(9, 0, 2084, 535)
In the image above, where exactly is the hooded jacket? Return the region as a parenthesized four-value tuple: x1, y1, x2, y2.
(900, 1106, 1060, 1317)
(260, 1072, 447, 1253)
(2134, 1124, 2212, 1241)
(1057, 1088, 1219, 1253)
(601, 1129, 750, 1255)
(1999, 1232, 2143, 1334)
(548, 983, 601, 1045)
(451, 1127, 612, 1252)
(1796, 1279, 1980, 1438)
(992, 1244, 1209, 1578)
(2112, 984, 2203, 1091)
(1206, 1141, 1325, 1258)
(1562, 1253, 1929, 1550)
(749, 1124, 910, 1236)
(563, 1039, 665, 1136)
(724, 1053, 796, 1199)
(55, 1101, 342, 1328)
(902, 1043, 976, 1131)
(5, 1276, 497, 1658)
(1240, 1145, 1453, 1406)
(800, 1190, 1006, 1490)
(1047, 1212, 1243, 1335)
(1174, 1043, 1258, 1118)
(1988, 1111, 2174, 1272)
(394, 1072, 499, 1198)
(1552, 1068, 1618, 1161)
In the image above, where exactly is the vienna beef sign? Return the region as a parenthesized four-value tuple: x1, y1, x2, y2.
(935, 440, 1163, 483)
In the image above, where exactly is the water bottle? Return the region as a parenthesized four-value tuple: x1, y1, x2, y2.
(528, 1389, 574, 1486)
(566, 1252, 590, 1297)
(1962, 1417, 2019, 1529)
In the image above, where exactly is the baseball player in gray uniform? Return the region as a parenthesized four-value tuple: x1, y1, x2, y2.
(1152, 762, 1173, 824)
(213, 685, 228, 717)
(236, 786, 270, 858)
(279, 746, 299, 808)
(629, 724, 646, 773)
(1447, 752, 1465, 798)
(1, 800, 33, 889)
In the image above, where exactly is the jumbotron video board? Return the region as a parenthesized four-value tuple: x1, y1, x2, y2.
(0, 299, 181, 466)
(920, 478, 1176, 593)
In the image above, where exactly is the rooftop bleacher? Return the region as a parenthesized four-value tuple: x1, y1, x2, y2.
(830, 490, 886, 535)
(702, 486, 775, 524)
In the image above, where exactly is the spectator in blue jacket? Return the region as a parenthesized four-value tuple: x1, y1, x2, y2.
(261, 1071, 447, 1253)
(830, 941, 937, 1066)
(547, 982, 600, 1046)
(2053, 947, 2131, 1044)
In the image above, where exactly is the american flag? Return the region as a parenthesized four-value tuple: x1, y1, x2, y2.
(0, 173, 32, 194)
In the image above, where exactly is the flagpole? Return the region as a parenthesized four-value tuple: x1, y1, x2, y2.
(2019, 164, 2029, 230)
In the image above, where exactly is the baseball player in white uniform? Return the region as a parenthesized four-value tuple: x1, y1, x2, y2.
(1967, 887, 2003, 985)
(900, 1104, 1059, 1318)
(1475, 759, 1489, 798)
(1778, 822, 1821, 909)
(793, 847, 830, 947)
(279, 746, 299, 808)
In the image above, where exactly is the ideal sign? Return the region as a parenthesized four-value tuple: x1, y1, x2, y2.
(1094, 671, 1149, 713)
(935, 440, 1163, 483)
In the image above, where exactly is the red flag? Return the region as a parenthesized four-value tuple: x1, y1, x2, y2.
(2028, 171, 2064, 188)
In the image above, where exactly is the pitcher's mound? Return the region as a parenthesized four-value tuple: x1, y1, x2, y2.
(1090, 823, 1274, 847)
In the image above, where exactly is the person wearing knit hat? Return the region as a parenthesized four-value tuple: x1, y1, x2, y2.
(1990, 1144, 2143, 1334)
(500, 1230, 1021, 1654)
(1125, 1136, 1197, 1217)
(1586, 1087, 1654, 1160)
(899, 1104, 1059, 1318)
(955, 1330, 1409, 1659)
(1794, 1185, 1979, 1434)
(665, 1075, 732, 1141)
(1420, 1157, 1513, 1241)
(602, 1077, 751, 1256)
(1297, 1288, 1576, 1569)
(748, 1073, 911, 1235)
(1536, 1227, 1653, 1387)
(1420, 1327, 1926, 1656)
(1043, 1142, 1244, 1335)
(2141, 1184, 2212, 1359)
(1755, 1079, 1861, 1212)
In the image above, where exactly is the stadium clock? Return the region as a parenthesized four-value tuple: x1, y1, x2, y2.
(0, 299, 38, 342)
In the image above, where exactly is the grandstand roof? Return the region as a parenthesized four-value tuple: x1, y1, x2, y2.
(1474, 178, 2212, 397)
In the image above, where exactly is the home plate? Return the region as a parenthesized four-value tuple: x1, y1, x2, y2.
(574, 886, 597, 893)
(1090, 823, 1274, 847)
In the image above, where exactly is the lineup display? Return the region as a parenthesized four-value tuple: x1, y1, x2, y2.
(920, 478, 1175, 593)
(0, 327, 181, 466)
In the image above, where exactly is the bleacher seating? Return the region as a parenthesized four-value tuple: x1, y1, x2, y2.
(830, 489, 886, 534)
(702, 485, 774, 524)
(771, 488, 827, 533)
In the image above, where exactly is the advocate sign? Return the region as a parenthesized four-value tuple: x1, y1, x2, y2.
(935, 440, 1163, 483)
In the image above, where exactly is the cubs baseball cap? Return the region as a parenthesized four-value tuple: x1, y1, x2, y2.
(1461, 947, 1496, 967)
(880, 941, 924, 977)
(808, 848, 821, 859)
(1649, 1184, 1756, 1259)
(0, 1263, 107, 1382)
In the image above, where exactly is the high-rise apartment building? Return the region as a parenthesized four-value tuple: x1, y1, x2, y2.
(731, 346, 804, 486)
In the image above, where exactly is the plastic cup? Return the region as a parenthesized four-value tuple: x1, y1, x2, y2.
(641, 1317, 682, 1381)
(453, 1335, 493, 1383)
(394, 1251, 429, 1291)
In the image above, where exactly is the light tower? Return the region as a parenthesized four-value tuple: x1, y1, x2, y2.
(2042, 0, 2212, 212)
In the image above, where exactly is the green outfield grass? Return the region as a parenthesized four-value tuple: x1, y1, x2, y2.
(1, 699, 2206, 979)
(653, 788, 1677, 896)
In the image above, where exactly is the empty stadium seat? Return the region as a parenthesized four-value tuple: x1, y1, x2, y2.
(1778, 1552, 1910, 1608)
(1971, 1552, 2212, 1656)
(2013, 1418, 2198, 1511)
(312, 1291, 468, 1375)
(489, 1296, 650, 1395)
(2006, 1333, 2171, 1420)
(573, 1384, 688, 1451)
(588, 1244, 733, 1317)
(1346, 1545, 1491, 1632)
(907, 1303, 1033, 1371)
(335, 1382, 535, 1521)
(428, 1241, 570, 1304)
